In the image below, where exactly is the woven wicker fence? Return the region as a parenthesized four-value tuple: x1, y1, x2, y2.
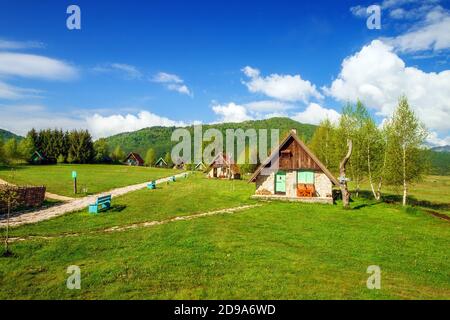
(0, 185, 46, 214)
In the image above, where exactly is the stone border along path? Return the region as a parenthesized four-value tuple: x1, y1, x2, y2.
(8, 204, 261, 243)
(0, 172, 189, 228)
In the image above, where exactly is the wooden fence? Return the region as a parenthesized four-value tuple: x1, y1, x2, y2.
(0, 185, 46, 214)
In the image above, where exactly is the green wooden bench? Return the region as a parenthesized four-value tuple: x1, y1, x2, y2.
(88, 195, 112, 214)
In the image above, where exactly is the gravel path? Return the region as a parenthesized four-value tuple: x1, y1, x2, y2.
(0, 172, 188, 228)
(8, 204, 261, 243)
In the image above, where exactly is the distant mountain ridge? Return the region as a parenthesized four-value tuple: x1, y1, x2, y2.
(104, 117, 317, 158)
(0, 128, 22, 141)
(431, 145, 450, 152)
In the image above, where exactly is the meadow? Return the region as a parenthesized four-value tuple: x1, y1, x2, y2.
(0, 171, 449, 299)
(0, 164, 177, 197)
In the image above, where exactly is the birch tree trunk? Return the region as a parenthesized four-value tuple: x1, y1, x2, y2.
(340, 139, 353, 209)
(367, 143, 377, 199)
(402, 146, 407, 206)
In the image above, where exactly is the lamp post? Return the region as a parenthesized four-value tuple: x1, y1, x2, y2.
(72, 171, 77, 194)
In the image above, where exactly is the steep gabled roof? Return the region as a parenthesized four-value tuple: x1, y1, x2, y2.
(125, 152, 144, 165)
(194, 161, 206, 169)
(207, 152, 234, 168)
(249, 130, 338, 185)
(155, 157, 168, 166)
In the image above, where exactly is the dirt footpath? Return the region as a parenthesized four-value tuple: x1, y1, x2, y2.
(0, 172, 188, 228)
(8, 204, 261, 243)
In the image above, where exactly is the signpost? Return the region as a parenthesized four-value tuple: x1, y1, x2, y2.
(72, 171, 77, 194)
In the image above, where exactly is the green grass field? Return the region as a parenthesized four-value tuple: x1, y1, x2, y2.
(0, 164, 177, 197)
(0, 172, 449, 299)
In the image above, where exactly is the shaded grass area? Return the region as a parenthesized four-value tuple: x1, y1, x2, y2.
(349, 175, 450, 215)
(0, 164, 178, 197)
(0, 199, 448, 299)
(6, 174, 255, 237)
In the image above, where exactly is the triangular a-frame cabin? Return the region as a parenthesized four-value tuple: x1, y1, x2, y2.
(249, 129, 338, 204)
(30, 150, 55, 165)
(155, 157, 168, 168)
(207, 152, 241, 179)
(194, 161, 206, 171)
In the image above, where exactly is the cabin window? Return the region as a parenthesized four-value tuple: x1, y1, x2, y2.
(297, 171, 314, 184)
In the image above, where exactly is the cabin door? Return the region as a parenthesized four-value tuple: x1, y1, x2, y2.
(275, 171, 286, 194)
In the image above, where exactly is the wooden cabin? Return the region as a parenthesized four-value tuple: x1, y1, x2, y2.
(173, 158, 186, 170)
(155, 157, 168, 168)
(249, 129, 338, 204)
(207, 153, 241, 179)
(30, 151, 55, 165)
(124, 152, 144, 166)
(194, 161, 206, 171)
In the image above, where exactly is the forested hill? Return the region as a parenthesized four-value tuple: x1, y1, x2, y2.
(104, 117, 317, 158)
(0, 128, 22, 141)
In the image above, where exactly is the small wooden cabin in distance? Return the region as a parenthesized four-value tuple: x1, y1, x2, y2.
(249, 129, 338, 204)
(124, 152, 144, 166)
(207, 152, 241, 179)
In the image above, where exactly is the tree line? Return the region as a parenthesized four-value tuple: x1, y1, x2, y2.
(309, 96, 428, 206)
(0, 128, 175, 167)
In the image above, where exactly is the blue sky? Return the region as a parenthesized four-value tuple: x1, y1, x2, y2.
(0, 0, 449, 145)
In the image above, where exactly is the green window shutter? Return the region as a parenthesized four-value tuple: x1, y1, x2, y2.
(297, 171, 314, 184)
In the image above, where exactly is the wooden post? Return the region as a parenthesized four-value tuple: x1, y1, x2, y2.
(72, 171, 77, 195)
(339, 139, 352, 209)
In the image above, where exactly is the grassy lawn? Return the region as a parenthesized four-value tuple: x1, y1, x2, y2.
(0, 173, 449, 299)
(0, 164, 178, 197)
(8, 174, 255, 237)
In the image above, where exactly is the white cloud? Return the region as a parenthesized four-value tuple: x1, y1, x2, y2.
(350, 5, 368, 18)
(152, 72, 183, 83)
(243, 100, 294, 112)
(427, 131, 450, 147)
(211, 102, 253, 123)
(86, 110, 187, 138)
(241, 66, 323, 103)
(152, 72, 192, 96)
(383, 6, 450, 52)
(93, 63, 142, 80)
(324, 39, 450, 132)
(0, 81, 41, 100)
(0, 104, 85, 136)
(0, 39, 45, 50)
(291, 103, 341, 125)
(0, 52, 78, 80)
